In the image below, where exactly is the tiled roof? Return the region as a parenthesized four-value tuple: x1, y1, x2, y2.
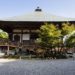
(2, 7, 75, 22)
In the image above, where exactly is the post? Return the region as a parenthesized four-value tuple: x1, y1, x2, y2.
(7, 45, 9, 55)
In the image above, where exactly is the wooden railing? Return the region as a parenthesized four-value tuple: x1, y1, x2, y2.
(0, 39, 38, 49)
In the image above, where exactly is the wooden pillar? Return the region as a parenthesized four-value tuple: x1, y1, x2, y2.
(29, 29, 32, 45)
(7, 45, 9, 55)
(19, 29, 23, 49)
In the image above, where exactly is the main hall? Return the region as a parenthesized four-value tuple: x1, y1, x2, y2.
(0, 7, 75, 49)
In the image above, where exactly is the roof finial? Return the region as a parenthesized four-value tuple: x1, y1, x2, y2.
(35, 7, 42, 12)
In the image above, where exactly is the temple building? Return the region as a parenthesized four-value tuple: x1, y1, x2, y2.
(0, 7, 75, 49)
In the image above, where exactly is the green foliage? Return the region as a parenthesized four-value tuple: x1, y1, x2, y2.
(65, 31, 75, 47)
(0, 29, 8, 39)
(35, 22, 75, 58)
(36, 22, 75, 48)
(62, 22, 75, 36)
(36, 23, 62, 48)
(62, 23, 75, 47)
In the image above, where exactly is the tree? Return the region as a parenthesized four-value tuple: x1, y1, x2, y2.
(36, 23, 62, 58)
(0, 29, 8, 39)
(36, 22, 75, 58)
(39, 23, 61, 47)
(62, 23, 75, 53)
(62, 23, 75, 45)
(64, 31, 75, 48)
(62, 22, 75, 36)
(0, 29, 9, 55)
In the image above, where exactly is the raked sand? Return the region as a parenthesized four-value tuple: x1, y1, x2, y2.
(0, 59, 75, 75)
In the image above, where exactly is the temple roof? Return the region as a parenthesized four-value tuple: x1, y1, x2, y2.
(2, 7, 75, 22)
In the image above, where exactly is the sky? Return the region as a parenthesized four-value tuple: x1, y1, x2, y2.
(0, 0, 75, 19)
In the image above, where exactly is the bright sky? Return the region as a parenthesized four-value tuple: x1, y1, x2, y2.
(0, 0, 75, 18)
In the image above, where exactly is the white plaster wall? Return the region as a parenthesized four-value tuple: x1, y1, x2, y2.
(22, 34, 30, 40)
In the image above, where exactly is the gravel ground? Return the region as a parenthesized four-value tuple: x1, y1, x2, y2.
(0, 59, 75, 75)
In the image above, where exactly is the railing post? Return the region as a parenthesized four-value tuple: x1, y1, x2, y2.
(7, 45, 9, 55)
